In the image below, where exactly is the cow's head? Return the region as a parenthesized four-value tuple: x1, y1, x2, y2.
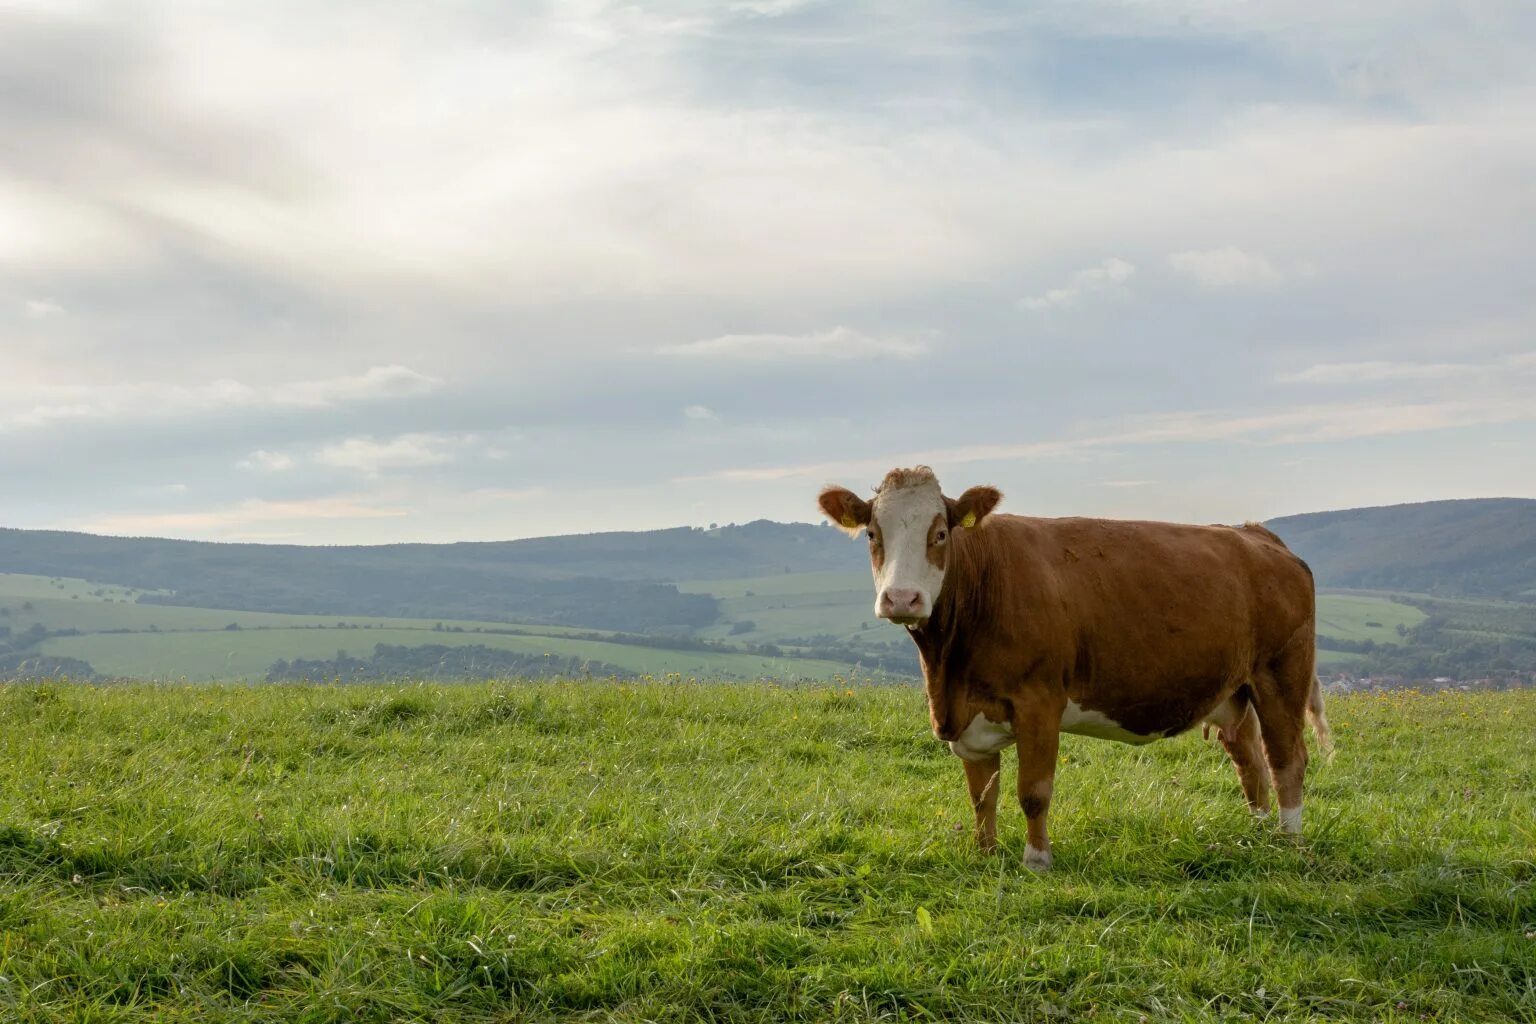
(818, 466, 1001, 626)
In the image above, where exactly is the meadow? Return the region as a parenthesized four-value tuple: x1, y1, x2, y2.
(10, 570, 1524, 681)
(4, 575, 856, 683)
(0, 681, 1531, 1022)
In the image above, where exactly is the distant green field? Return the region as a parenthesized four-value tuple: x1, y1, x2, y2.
(12, 571, 1527, 684)
(1315, 649, 1369, 668)
(681, 571, 879, 645)
(39, 628, 858, 682)
(0, 682, 1530, 1022)
(0, 573, 595, 638)
(682, 578, 1436, 663)
(1314, 593, 1426, 645)
(9, 572, 866, 682)
(678, 570, 871, 600)
(681, 571, 882, 649)
(0, 572, 164, 604)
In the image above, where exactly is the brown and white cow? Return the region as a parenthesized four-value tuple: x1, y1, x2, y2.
(818, 466, 1331, 870)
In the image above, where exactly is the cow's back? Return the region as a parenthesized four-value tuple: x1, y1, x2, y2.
(964, 514, 1314, 734)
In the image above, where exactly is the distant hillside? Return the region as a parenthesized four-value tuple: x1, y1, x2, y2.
(2, 499, 1532, 637)
(1266, 498, 1536, 601)
(0, 521, 863, 632)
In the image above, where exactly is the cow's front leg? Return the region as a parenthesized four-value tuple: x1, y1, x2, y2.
(962, 754, 1002, 853)
(1013, 708, 1062, 871)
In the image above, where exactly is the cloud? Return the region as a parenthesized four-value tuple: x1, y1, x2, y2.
(683, 404, 718, 420)
(24, 299, 65, 319)
(73, 497, 408, 538)
(1167, 247, 1287, 289)
(3, 2, 1535, 540)
(237, 450, 295, 472)
(1279, 360, 1479, 384)
(658, 327, 927, 361)
(270, 365, 441, 406)
(312, 434, 466, 476)
(683, 391, 1536, 483)
(0, 366, 442, 433)
(1278, 352, 1536, 384)
(1019, 258, 1135, 311)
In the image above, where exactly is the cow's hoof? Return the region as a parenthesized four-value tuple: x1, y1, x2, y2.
(1024, 845, 1052, 872)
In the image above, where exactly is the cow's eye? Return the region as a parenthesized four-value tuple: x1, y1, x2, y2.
(935, 530, 947, 543)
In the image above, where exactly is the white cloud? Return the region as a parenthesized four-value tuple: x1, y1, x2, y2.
(1279, 352, 1536, 384)
(4, 3, 1535, 541)
(1279, 360, 1478, 384)
(0, 366, 442, 433)
(24, 299, 65, 319)
(74, 497, 408, 538)
(658, 326, 927, 361)
(313, 434, 464, 476)
(269, 365, 441, 406)
(683, 391, 1536, 483)
(683, 404, 717, 420)
(1167, 247, 1288, 289)
(237, 450, 295, 472)
(1019, 258, 1136, 311)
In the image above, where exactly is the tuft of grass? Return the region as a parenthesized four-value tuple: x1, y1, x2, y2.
(0, 681, 1532, 1022)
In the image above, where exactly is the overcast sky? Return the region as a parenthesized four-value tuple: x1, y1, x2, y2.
(3, 1, 1534, 544)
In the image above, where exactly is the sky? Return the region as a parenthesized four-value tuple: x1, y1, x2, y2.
(3, 0, 1534, 545)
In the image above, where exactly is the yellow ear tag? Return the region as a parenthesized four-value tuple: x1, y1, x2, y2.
(840, 514, 858, 529)
(960, 511, 977, 529)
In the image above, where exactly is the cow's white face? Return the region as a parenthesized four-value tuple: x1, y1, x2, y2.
(818, 466, 1001, 627)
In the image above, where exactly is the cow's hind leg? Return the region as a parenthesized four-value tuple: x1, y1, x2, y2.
(1206, 692, 1272, 816)
(963, 755, 1002, 853)
(1250, 641, 1314, 835)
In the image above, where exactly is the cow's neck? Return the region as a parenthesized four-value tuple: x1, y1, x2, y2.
(908, 528, 998, 728)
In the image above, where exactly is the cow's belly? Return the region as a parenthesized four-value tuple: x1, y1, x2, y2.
(1060, 701, 1162, 745)
(949, 701, 1163, 761)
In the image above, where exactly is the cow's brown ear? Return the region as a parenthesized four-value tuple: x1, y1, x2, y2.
(818, 485, 871, 535)
(947, 485, 1002, 529)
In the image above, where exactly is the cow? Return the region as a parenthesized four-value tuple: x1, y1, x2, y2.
(817, 465, 1331, 871)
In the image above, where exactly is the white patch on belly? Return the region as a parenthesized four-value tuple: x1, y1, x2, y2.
(1060, 700, 1160, 745)
(949, 713, 1015, 762)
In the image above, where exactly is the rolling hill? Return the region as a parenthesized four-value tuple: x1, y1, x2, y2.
(1268, 498, 1536, 600)
(3, 498, 1534, 682)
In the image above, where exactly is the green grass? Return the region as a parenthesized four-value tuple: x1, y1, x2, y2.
(1314, 593, 1426, 645)
(0, 682, 1531, 1022)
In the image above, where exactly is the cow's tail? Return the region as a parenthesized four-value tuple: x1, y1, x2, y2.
(1307, 670, 1334, 760)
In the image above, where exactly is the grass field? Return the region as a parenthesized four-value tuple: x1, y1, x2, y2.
(10, 571, 1534, 683)
(680, 572, 878, 645)
(0, 574, 584, 639)
(4, 574, 859, 682)
(1314, 594, 1427, 645)
(37, 628, 856, 682)
(0, 681, 1530, 1022)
